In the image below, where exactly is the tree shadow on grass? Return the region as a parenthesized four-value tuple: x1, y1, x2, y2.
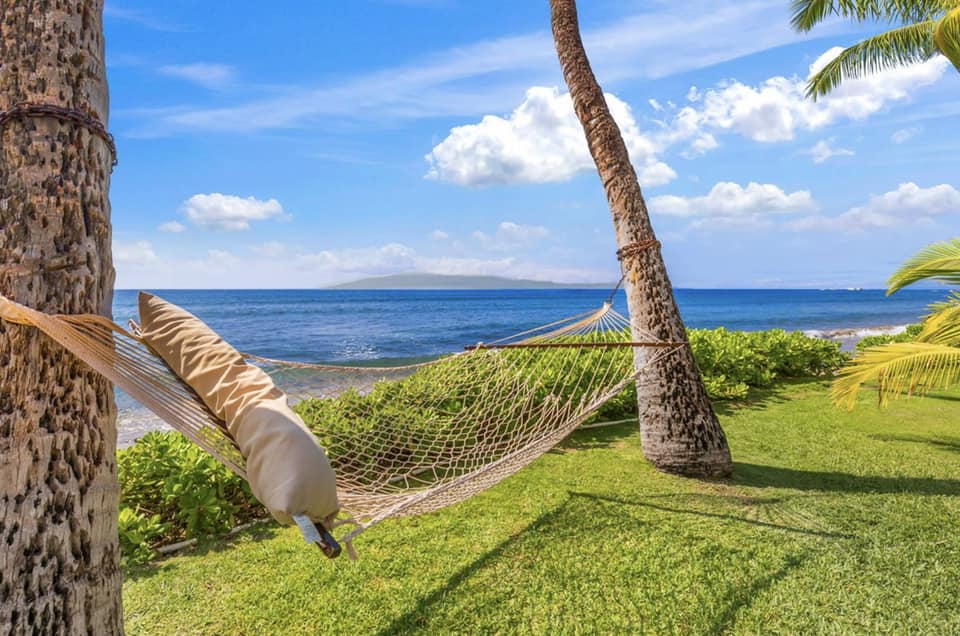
(868, 433, 960, 455)
(560, 380, 826, 453)
(376, 490, 841, 635)
(563, 380, 825, 448)
(734, 462, 960, 496)
(558, 419, 638, 452)
(927, 393, 960, 403)
(375, 497, 583, 635)
(573, 492, 854, 540)
(711, 381, 801, 417)
(706, 552, 807, 635)
(123, 521, 282, 582)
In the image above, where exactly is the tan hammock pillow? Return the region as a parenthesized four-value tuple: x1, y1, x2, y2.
(137, 291, 339, 527)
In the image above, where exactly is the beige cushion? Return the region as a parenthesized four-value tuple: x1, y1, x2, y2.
(137, 291, 339, 527)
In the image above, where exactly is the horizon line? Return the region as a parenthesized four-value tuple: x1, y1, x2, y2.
(113, 287, 911, 292)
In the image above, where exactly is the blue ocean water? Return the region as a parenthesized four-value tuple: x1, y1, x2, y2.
(114, 288, 945, 364)
(112, 287, 946, 444)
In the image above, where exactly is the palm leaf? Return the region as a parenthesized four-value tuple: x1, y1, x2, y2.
(792, 0, 949, 32)
(832, 342, 960, 409)
(927, 290, 960, 313)
(934, 7, 960, 69)
(887, 238, 960, 293)
(806, 21, 938, 98)
(916, 297, 960, 345)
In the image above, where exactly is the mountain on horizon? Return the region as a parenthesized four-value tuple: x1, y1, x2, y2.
(328, 273, 612, 290)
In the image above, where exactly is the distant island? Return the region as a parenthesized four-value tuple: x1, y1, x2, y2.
(329, 273, 612, 290)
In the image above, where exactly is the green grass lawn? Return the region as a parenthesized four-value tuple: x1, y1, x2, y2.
(122, 380, 960, 634)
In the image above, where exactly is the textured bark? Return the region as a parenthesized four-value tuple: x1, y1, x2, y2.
(550, 0, 732, 477)
(0, 1, 122, 634)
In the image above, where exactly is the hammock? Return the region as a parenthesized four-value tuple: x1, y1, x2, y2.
(0, 293, 683, 557)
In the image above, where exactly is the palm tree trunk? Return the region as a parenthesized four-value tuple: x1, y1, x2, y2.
(550, 0, 732, 476)
(0, 1, 122, 632)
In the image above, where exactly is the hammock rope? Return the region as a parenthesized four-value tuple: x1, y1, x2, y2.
(0, 293, 683, 553)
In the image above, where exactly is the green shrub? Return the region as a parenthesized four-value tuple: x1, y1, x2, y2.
(856, 324, 922, 350)
(117, 507, 168, 565)
(688, 327, 847, 398)
(117, 431, 261, 561)
(117, 327, 846, 561)
(295, 328, 847, 481)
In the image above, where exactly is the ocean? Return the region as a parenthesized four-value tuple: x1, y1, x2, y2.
(113, 287, 946, 445)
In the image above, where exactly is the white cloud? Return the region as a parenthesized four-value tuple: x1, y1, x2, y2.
(892, 127, 920, 143)
(429, 229, 449, 240)
(135, 1, 832, 135)
(159, 63, 234, 88)
(113, 238, 612, 288)
(648, 98, 664, 112)
(114, 240, 158, 266)
(425, 86, 675, 187)
(103, 5, 182, 31)
(295, 243, 418, 274)
(681, 133, 718, 158)
(661, 49, 948, 154)
(290, 242, 608, 283)
(181, 193, 285, 231)
(651, 181, 816, 229)
(473, 221, 549, 251)
(204, 249, 236, 264)
(249, 241, 288, 257)
(495, 221, 549, 243)
(158, 220, 186, 233)
(789, 182, 960, 232)
(807, 138, 854, 164)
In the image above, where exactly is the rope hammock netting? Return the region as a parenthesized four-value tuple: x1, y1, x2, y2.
(0, 292, 683, 558)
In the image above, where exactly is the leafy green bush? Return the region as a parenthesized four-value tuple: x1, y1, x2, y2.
(117, 327, 846, 561)
(118, 432, 261, 562)
(688, 328, 848, 398)
(856, 324, 922, 350)
(118, 507, 168, 565)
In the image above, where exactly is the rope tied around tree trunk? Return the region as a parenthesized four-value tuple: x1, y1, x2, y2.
(606, 238, 662, 302)
(615, 238, 661, 262)
(0, 253, 89, 278)
(0, 102, 117, 169)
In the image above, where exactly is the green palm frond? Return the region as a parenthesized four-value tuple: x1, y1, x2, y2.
(934, 7, 960, 67)
(832, 342, 960, 409)
(916, 296, 960, 345)
(792, 0, 949, 32)
(927, 290, 960, 313)
(887, 238, 960, 293)
(806, 21, 938, 98)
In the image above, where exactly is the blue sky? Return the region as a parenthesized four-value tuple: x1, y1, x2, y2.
(104, 1, 960, 289)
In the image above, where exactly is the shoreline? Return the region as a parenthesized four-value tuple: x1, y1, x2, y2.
(802, 323, 909, 351)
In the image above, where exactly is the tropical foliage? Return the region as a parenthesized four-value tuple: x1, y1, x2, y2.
(791, 0, 960, 97)
(117, 327, 846, 561)
(689, 327, 847, 398)
(118, 432, 261, 563)
(833, 238, 960, 408)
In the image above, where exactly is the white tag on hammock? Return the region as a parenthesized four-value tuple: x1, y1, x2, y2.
(293, 514, 324, 544)
(293, 514, 342, 559)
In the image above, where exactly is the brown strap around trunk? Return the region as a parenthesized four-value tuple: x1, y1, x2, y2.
(0, 102, 117, 168)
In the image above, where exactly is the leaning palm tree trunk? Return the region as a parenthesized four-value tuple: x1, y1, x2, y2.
(0, 1, 122, 631)
(549, 0, 732, 476)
